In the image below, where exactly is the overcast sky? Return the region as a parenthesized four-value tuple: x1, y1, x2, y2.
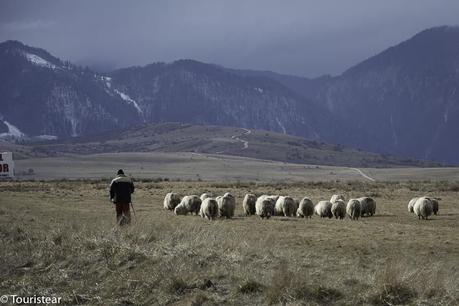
(1, 0, 458, 77)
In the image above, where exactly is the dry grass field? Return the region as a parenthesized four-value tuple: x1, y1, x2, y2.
(12, 152, 459, 182)
(1, 179, 458, 305)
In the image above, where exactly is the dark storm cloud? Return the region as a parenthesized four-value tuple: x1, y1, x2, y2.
(1, 0, 458, 77)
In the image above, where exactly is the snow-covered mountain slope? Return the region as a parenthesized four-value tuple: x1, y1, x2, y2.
(0, 40, 141, 138)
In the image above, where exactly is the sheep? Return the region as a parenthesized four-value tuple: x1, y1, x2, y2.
(297, 197, 314, 218)
(358, 197, 376, 217)
(346, 199, 361, 220)
(408, 197, 419, 213)
(255, 195, 275, 219)
(293, 198, 300, 211)
(199, 198, 219, 220)
(242, 193, 257, 216)
(315, 201, 333, 218)
(431, 198, 440, 215)
(179, 195, 202, 215)
(163, 192, 181, 211)
(414, 197, 433, 220)
(200, 193, 212, 201)
(275, 196, 296, 217)
(218, 192, 236, 219)
(267, 195, 280, 204)
(174, 203, 189, 215)
(330, 194, 345, 203)
(331, 199, 346, 219)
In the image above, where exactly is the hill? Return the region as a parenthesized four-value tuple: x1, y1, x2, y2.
(235, 26, 459, 164)
(17, 122, 439, 168)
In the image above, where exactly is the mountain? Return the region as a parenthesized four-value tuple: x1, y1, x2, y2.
(1, 26, 458, 164)
(16, 122, 438, 167)
(0, 41, 335, 142)
(0, 40, 141, 139)
(312, 26, 459, 164)
(232, 26, 459, 164)
(108, 60, 334, 140)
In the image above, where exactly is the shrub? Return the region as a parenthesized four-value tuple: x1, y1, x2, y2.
(167, 277, 189, 295)
(368, 261, 416, 305)
(238, 279, 263, 294)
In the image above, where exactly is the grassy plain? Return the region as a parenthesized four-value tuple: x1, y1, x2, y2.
(1, 179, 458, 305)
(11, 152, 459, 182)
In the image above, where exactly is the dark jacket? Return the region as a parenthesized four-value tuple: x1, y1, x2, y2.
(109, 174, 135, 204)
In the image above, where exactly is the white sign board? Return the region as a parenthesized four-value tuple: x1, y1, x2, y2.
(0, 152, 14, 178)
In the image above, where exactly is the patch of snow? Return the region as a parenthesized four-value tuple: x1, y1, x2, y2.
(101, 76, 112, 88)
(0, 121, 25, 138)
(114, 89, 143, 115)
(36, 135, 58, 140)
(24, 52, 57, 69)
(275, 117, 287, 134)
(254, 87, 264, 93)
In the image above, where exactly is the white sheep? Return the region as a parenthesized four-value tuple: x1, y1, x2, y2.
(358, 197, 376, 217)
(330, 194, 345, 203)
(255, 195, 275, 219)
(218, 192, 236, 219)
(275, 196, 296, 217)
(315, 201, 333, 218)
(408, 197, 419, 213)
(163, 192, 181, 211)
(331, 199, 346, 219)
(179, 195, 202, 215)
(200, 193, 213, 201)
(297, 197, 314, 218)
(293, 198, 300, 211)
(346, 199, 361, 220)
(174, 203, 189, 215)
(243, 194, 257, 216)
(199, 198, 219, 220)
(267, 195, 280, 204)
(414, 197, 433, 220)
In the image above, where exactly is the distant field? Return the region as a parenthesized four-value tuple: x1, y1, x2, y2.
(12, 152, 459, 182)
(1, 180, 458, 305)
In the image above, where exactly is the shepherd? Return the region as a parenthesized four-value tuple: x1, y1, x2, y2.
(109, 169, 135, 225)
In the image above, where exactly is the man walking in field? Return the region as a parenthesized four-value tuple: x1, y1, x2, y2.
(109, 169, 135, 225)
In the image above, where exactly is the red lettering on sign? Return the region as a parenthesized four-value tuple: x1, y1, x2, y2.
(3, 164, 8, 172)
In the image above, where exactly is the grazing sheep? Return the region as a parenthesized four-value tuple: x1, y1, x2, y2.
(358, 197, 376, 217)
(275, 196, 296, 217)
(200, 193, 212, 201)
(267, 195, 280, 204)
(408, 197, 419, 213)
(346, 199, 361, 220)
(163, 192, 181, 211)
(297, 197, 314, 218)
(331, 199, 346, 219)
(243, 194, 257, 216)
(255, 195, 275, 219)
(180, 195, 202, 215)
(431, 198, 440, 215)
(274, 196, 284, 216)
(330, 194, 345, 203)
(414, 197, 433, 220)
(174, 203, 188, 215)
(199, 198, 219, 220)
(218, 192, 236, 219)
(293, 198, 300, 211)
(315, 201, 333, 218)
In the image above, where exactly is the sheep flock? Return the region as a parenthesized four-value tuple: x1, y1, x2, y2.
(163, 192, 441, 221)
